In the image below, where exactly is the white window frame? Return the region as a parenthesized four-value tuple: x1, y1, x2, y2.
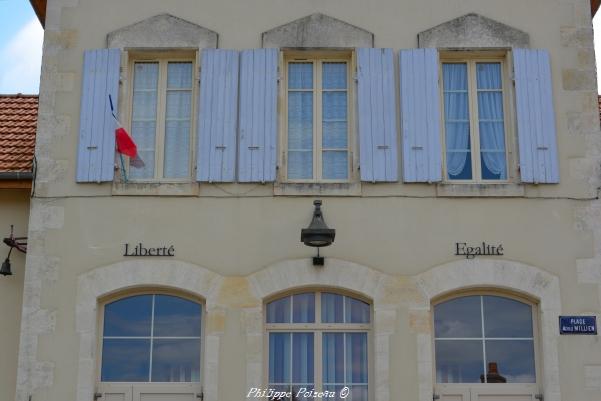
(96, 289, 205, 385)
(431, 290, 542, 392)
(263, 290, 373, 399)
(124, 51, 198, 183)
(439, 51, 516, 184)
(280, 50, 357, 184)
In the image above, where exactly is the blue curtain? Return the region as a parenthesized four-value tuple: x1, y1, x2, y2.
(288, 63, 313, 179)
(443, 64, 471, 180)
(477, 63, 507, 180)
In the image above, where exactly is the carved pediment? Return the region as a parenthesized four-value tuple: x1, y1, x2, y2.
(418, 13, 529, 48)
(107, 14, 218, 49)
(262, 13, 373, 48)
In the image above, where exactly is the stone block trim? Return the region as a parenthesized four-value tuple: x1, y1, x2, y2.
(75, 260, 223, 401)
(107, 14, 218, 49)
(418, 13, 529, 49)
(413, 259, 562, 401)
(262, 13, 374, 48)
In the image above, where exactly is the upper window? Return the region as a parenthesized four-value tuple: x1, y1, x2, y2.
(441, 56, 509, 182)
(100, 294, 202, 382)
(266, 291, 370, 400)
(434, 294, 536, 384)
(284, 53, 352, 182)
(128, 53, 196, 181)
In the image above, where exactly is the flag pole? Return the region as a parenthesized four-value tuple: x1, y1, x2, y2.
(109, 95, 128, 182)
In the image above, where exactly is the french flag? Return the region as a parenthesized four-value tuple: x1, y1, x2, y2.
(109, 95, 144, 168)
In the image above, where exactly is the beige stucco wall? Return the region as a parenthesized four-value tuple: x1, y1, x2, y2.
(15, 0, 601, 400)
(0, 190, 30, 401)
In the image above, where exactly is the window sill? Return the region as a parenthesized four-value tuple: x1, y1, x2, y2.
(274, 182, 362, 196)
(112, 181, 200, 196)
(436, 183, 524, 197)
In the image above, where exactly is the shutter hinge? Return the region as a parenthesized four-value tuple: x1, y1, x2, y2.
(432, 394, 440, 400)
(93, 393, 103, 400)
(196, 390, 204, 400)
(535, 394, 543, 401)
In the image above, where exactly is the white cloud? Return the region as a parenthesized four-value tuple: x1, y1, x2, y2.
(0, 18, 43, 94)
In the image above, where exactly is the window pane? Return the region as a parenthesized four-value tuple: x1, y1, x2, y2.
(289, 63, 313, 89)
(323, 62, 347, 89)
(323, 122, 348, 149)
(153, 295, 202, 337)
(483, 296, 533, 338)
(288, 151, 313, 180)
(151, 339, 201, 382)
(292, 333, 314, 383)
(131, 62, 159, 180)
(323, 333, 345, 384)
(104, 295, 152, 337)
(345, 297, 370, 324)
(322, 293, 344, 323)
(476, 63, 502, 90)
(269, 333, 291, 383)
(323, 151, 348, 180)
(434, 296, 482, 338)
(323, 92, 347, 120)
(288, 90, 313, 180)
(485, 340, 536, 383)
(167, 62, 193, 89)
(267, 296, 291, 323)
(101, 339, 150, 382)
(348, 385, 368, 401)
(443, 63, 471, 181)
(164, 120, 191, 178)
(435, 340, 484, 383)
(292, 293, 315, 323)
(346, 333, 368, 383)
(166, 91, 192, 120)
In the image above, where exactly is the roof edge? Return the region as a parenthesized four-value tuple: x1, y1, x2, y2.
(593, 0, 601, 17)
(29, 0, 46, 28)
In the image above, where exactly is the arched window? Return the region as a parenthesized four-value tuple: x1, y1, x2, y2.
(434, 294, 537, 384)
(100, 293, 203, 383)
(266, 291, 371, 401)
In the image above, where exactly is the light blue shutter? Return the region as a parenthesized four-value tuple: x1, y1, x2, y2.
(238, 48, 278, 182)
(513, 49, 559, 183)
(399, 48, 442, 183)
(357, 48, 398, 182)
(197, 49, 239, 182)
(76, 48, 120, 182)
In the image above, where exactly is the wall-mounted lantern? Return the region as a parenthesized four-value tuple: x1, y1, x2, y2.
(1, 225, 27, 276)
(301, 200, 335, 266)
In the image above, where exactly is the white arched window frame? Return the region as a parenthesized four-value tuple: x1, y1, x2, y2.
(264, 289, 373, 401)
(96, 289, 206, 387)
(431, 290, 542, 396)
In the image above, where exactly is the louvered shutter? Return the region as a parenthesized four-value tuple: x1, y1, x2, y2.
(513, 49, 559, 183)
(399, 48, 442, 183)
(238, 48, 278, 182)
(197, 49, 239, 182)
(357, 48, 399, 182)
(76, 48, 121, 182)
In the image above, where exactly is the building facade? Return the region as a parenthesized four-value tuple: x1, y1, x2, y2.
(6, 0, 601, 400)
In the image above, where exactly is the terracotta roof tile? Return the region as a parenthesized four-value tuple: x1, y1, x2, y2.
(0, 95, 38, 173)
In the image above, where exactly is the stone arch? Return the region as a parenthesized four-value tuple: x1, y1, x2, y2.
(74, 259, 224, 401)
(412, 259, 561, 401)
(245, 258, 394, 401)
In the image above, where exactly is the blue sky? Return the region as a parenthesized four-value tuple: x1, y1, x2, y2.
(1, 2, 601, 94)
(0, 0, 43, 94)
